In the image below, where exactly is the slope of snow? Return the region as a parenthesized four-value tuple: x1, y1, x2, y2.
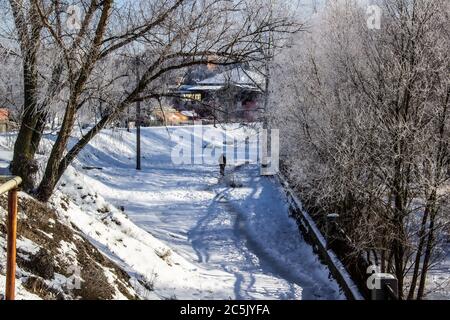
(0, 125, 344, 299)
(60, 125, 344, 300)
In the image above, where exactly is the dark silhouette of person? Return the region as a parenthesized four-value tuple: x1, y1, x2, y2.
(219, 154, 227, 177)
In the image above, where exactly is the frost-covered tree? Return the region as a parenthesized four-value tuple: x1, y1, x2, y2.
(270, 0, 449, 299)
(1, 0, 300, 200)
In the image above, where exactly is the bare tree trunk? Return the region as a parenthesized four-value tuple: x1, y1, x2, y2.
(417, 209, 436, 300)
(407, 201, 431, 299)
(392, 154, 407, 299)
(35, 99, 78, 201)
(9, 0, 42, 190)
(12, 90, 39, 191)
(35, 0, 113, 201)
(417, 89, 449, 300)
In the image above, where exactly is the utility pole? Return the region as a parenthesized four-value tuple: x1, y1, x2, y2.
(135, 57, 142, 171)
(260, 0, 274, 176)
(126, 105, 131, 133)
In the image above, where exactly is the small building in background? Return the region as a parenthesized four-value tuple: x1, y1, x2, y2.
(0, 108, 10, 132)
(172, 66, 265, 123)
(151, 106, 190, 126)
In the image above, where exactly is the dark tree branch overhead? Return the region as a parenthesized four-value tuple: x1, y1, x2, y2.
(2, 0, 302, 201)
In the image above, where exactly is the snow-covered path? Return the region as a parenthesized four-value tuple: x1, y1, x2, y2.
(187, 166, 342, 299)
(66, 126, 344, 299)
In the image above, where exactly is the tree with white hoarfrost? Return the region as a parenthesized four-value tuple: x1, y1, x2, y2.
(270, 0, 449, 299)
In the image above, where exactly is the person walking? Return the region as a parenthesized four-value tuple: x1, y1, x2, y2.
(219, 154, 227, 177)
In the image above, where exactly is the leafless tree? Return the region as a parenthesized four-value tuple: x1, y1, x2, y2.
(1, 0, 300, 200)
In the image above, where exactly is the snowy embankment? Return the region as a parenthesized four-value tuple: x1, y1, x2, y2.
(0, 126, 344, 300)
(0, 172, 138, 300)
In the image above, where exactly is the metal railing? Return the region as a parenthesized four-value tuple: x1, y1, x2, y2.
(0, 176, 22, 301)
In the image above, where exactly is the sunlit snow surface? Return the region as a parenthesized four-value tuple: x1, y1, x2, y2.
(68, 125, 344, 300)
(0, 126, 344, 300)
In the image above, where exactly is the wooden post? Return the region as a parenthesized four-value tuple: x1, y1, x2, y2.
(6, 188, 18, 300)
(135, 57, 142, 171)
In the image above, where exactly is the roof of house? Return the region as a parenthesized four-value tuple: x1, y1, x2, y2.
(175, 68, 264, 94)
(184, 85, 223, 91)
(180, 110, 198, 118)
(198, 68, 265, 87)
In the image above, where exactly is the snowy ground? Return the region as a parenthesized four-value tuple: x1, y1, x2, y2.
(1, 125, 344, 300)
(0, 276, 41, 300)
(64, 125, 344, 300)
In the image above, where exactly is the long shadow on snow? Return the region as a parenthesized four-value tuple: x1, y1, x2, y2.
(228, 166, 339, 299)
(189, 165, 335, 300)
(188, 187, 258, 300)
(188, 176, 302, 299)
